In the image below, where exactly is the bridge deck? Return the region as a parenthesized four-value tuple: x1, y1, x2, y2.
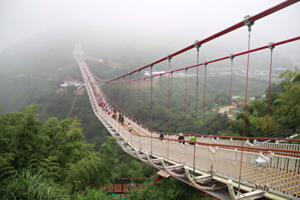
(77, 57, 300, 200)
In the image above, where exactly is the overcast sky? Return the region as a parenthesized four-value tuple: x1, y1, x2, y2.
(1, 0, 300, 57)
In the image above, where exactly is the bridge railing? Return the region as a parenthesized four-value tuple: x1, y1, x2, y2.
(140, 137, 151, 153)
(254, 143, 300, 155)
(79, 58, 300, 199)
(158, 132, 300, 154)
(186, 145, 213, 173)
(214, 139, 249, 147)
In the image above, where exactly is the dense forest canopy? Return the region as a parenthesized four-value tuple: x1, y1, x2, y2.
(0, 105, 116, 199)
(229, 68, 300, 137)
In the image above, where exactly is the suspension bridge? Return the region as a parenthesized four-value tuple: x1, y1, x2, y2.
(74, 1, 300, 199)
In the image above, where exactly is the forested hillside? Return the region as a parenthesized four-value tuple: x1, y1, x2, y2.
(230, 68, 300, 138)
(0, 106, 161, 199)
(0, 105, 115, 199)
(0, 32, 162, 199)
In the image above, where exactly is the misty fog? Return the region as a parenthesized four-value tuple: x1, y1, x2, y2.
(1, 0, 300, 71)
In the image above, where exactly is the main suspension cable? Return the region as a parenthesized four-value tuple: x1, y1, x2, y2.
(104, 0, 299, 83)
(105, 36, 300, 85)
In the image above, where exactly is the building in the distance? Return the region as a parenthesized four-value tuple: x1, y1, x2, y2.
(144, 71, 166, 76)
(60, 77, 82, 87)
(273, 67, 287, 75)
(236, 102, 247, 108)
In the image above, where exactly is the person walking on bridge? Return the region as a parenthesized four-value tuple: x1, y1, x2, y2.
(120, 115, 124, 125)
(112, 109, 116, 119)
(178, 133, 185, 145)
(128, 123, 132, 133)
(189, 132, 196, 145)
(119, 114, 124, 125)
(159, 130, 164, 140)
(118, 113, 122, 123)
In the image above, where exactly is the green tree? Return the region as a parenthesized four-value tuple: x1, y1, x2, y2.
(0, 169, 67, 200)
(215, 92, 229, 106)
(274, 67, 300, 130)
(205, 112, 228, 135)
(66, 137, 118, 192)
(127, 178, 217, 200)
(78, 189, 112, 200)
(0, 105, 116, 197)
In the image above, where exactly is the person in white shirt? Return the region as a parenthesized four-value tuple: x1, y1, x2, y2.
(128, 123, 132, 133)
